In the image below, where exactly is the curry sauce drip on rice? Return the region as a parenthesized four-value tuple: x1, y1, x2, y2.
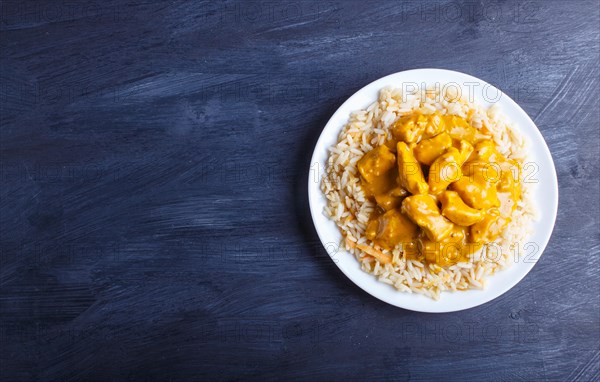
(321, 86, 536, 300)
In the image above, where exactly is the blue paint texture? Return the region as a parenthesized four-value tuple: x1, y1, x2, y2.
(1, 0, 599, 380)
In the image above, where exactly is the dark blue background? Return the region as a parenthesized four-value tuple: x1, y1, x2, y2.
(1, 1, 599, 381)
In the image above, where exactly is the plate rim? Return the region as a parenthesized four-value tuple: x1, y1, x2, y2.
(307, 68, 559, 313)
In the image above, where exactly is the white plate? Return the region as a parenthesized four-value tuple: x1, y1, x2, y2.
(308, 68, 558, 313)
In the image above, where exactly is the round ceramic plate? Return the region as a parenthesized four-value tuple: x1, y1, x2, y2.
(308, 68, 558, 313)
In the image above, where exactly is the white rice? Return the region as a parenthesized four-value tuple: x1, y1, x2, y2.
(321, 86, 537, 300)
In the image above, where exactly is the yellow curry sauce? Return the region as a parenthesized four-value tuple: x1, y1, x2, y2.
(357, 112, 521, 267)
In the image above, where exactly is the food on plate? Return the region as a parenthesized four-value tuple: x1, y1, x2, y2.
(321, 86, 536, 299)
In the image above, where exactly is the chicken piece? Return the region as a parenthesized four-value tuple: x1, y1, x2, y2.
(421, 226, 484, 266)
(374, 186, 408, 211)
(365, 219, 378, 241)
(498, 160, 521, 199)
(357, 145, 396, 184)
(423, 114, 446, 138)
(426, 139, 473, 195)
(413, 132, 452, 166)
(420, 226, 469, 266)
(469, 208, 510, 244)
(444, 115, 477, 142)
(450, 162, 500, 209)
(365, 209, 418, 250)
(391, 114, 428, 143)
(383, 138, 399, 152)
(497, 163, 516, 192)
(469, 140, 503, 162)
(439, 191, 485, 226)
(401, 194, 454, 242)
(361, 169, 397, 198)
(457, 139, 474, 163)
(396, 142, 429, 195)
(428, 147, 463, 194)
(494, 159, 521, 217)
(466, 141, 521, 216)
(391, 113, 450, 144)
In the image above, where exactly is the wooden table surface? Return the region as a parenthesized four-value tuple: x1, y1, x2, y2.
(1, 1, 599, 380)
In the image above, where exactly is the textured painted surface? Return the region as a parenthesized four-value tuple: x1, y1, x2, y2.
(1, 0, 599, 380)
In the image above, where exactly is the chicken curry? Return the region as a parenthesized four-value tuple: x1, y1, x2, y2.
(357, 112, 521, 267)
